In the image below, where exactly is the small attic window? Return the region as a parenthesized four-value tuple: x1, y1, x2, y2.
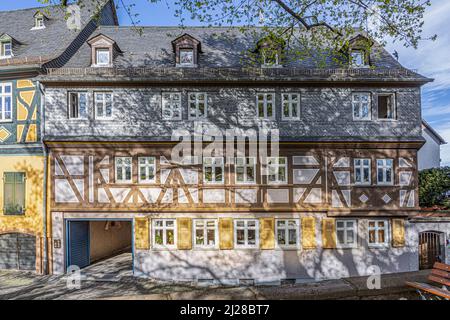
(179, 49, 194, 66)
(172, 34, 201, 68)
(262, 49, 280, 67)
(256, 35, 284, 68)
(350, 50, 366, 68)
(87, 34, 119, 68)
(95, 48, 111, 66)
(32, 12, 47, 30)
(0, 41, 12, 58)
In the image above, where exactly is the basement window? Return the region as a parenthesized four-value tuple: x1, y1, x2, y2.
(378, 94, 396, 120)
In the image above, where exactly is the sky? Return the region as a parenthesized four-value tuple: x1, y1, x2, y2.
(1, 0, 449, 166)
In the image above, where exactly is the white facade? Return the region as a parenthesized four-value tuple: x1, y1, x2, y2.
(418, 121, 446, 170)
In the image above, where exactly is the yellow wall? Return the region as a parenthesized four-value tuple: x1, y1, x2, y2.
(0, 155, 45, 236)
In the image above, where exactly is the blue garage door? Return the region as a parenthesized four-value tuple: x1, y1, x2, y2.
(67, 221, 90, 270)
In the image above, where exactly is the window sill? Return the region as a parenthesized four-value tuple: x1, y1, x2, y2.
(0, 119, 13, 123)
(151, 246, 177, 251)
(281, 118, 301, 121)
(0, 56, 13, 60)
(176, 64, 198, 68)
(377, 119, 398, 122)
(31, 26, 46, 30)
(275, 246, 300, 251)
(352, 119, 372, 122)
(368, 244, 390, 249)
(234, 246, 260, 250)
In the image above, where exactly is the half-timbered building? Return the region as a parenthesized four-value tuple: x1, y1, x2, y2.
(41, 26, 433, 282)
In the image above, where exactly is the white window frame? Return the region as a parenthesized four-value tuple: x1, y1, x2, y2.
(354, 158, 371, 185)
(377, 94, 396, 120)
(179, 48, 195, 67)
(234, 219, 259, 249)
(275, 219, 300, 249)
(68, 91, 88, 119)
(266, 157, 288, 185)
(367, 219, 389, 248)
(188, 92, 207, 120)
(94, 92, 113, 120)
(256, 93, 275, 119)
(95, 48, 111, 67)
(336, 219, 358, 249)
(281, 93, 300, 120)
(193, 219, 218, 249)
(1, 41, 12, 58)
(203, 157, 224, 184)
(0, 82, 12, 122)
(138, 157, 156, 184)
(115, 157, 132, 183)
(152, 219, 177, 249)
(352, 92, 371, 121)
(235, 157, 256, 185)
(377, 159, 394, 185)
(262, 51, 280, 67)
(161, 92, 182, 120)
(350, 50, 366, 68)
(33, 16, 45, 29)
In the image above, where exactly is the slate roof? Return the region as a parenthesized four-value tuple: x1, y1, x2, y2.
(0, 0, 116, 68)
(422, 120, 447, 145)
(42, 26, 431, 84)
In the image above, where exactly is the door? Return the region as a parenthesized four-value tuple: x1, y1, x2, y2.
(67, 221, 90, 270)
(419, 231, 445, 270)
(0, 233, 36, 271)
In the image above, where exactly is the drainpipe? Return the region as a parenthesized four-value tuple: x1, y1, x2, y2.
(39, 81, 49, 275)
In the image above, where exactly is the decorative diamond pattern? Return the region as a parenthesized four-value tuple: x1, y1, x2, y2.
(359, 194, 369, 203)
(0, 127, 11, 142)
(382, 194, 392, 204)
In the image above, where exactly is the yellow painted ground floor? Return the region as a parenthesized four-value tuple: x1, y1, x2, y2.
(0, 155, 46, 273)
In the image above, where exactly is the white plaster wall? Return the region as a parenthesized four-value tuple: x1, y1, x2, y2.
(409, 221, 450, 265)
(418, 129, 442, 170)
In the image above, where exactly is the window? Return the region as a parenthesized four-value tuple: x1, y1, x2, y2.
(234, 219, 259, 248)
(377, 159, 393, 185)
(179, 49, 194, 66)
(257, 93, 275, 119)
(95, 48, 111, 66)
(138, 157, 155, 183)
(378, 94, 396, 120)
(282, 93, 300, 120)
(262, 50, 280, 67)
(354, 159, 371, 185)
(1, 41, 12, 58)
(115, 157, 132, 183)
(68, 92, 88, 119)
(352, 93, 371, 120)
(94, 92, 113, 119)
(153, 219, 176, 248)
(188, 92, 207, 119)
(267, 157, 287, 184)
(35, 16, 45, 29)
(368, 220, 389, 247)
(193, 219, 217, 248)
(350, 50, 365, 68)
(336, 219, 357, 248)
(0, 83, 12, 122)
(203, 157, 224, 184)
(276, 219, 299, 248)
(162, 92, 182, 120)
(3, 172, 25, 215)
(235, 157, 256, 184)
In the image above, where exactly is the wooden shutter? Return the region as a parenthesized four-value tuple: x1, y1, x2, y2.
(322, 218, 337, 249)
(177, 218, 192, 250)
(392, 219, 405, 247)
(219, 218, 233, 250)
(302, 217, 316, 249)
(260, 218, 275, 250)
(134, 217, 150, 250)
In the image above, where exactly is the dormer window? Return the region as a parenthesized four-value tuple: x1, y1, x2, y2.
(346, 34, 374, 68)
(172, 34, 201, 68)
(351, 50, 365, 68)
(96, 48, 111, 66)
(256, 35, 285, 68)
(1, 41, 12, 58)
(262, 50, 280, 67)
(32, 12, 47, 30)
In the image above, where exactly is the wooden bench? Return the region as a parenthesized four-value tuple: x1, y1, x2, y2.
(406, 262, 450, 300)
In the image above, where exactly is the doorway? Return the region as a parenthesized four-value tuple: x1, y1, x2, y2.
(419, 231, 445, 270)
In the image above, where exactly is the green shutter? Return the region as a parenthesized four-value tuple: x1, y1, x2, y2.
(3, 172, 25, 215)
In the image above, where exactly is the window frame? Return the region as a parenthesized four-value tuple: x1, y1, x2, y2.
(152, 219, 177, 249)
(95, 48, 111, 67)
(138, 156, 156, 184)
(0, 82, 13, 122)
(354, 158, 371, 185)
(179, 48, 195, 67)
(352, 92, 372, 121)
(234, 157, 256, 185)
(377, 93, 397, 121)
(203, 157, 224, 184)
(336, 219, 358, 249)
(367, 219, 390, 248)
(188, 92, 207, 120)
(34, 16, 45, 29)
(262, 50, 280, 67)
(3, 172, 26, 215)
(256, 93, 275, 119)
(115, 156, 133, 183)
(350, 50, 366, 68)
(67, 91, 89, 119)
(234, 219, 259, 249)
(266, 157, 288, 185)
(94, 91, 113, 120)
(193, 219, 218, 249)
(161, 92, 182, 120)
(275, 219, 300, 249)
(281, 93, 300, 120)
(0, 41, 12, 58)
(376, 159, 394, 186)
